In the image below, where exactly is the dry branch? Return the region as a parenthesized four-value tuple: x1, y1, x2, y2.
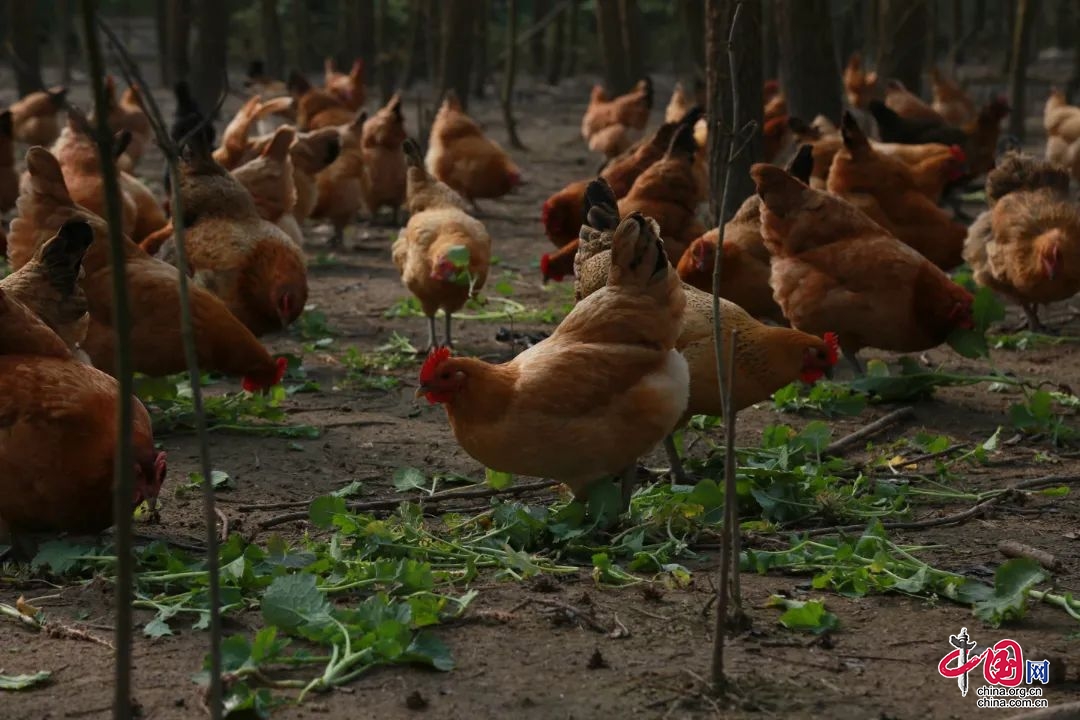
(998, 540, 1060, 570)
(823, 407, 916, 457)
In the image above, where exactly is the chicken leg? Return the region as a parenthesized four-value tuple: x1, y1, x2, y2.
(1022, 303, 1046, 332)
(663, 435, 691, 485)
(425, 315, 439, 352)
(444, 312, 454, 348)
(620, 465, 638, 510)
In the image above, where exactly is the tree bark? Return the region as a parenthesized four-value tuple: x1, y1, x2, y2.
(425, 0, 439, 85)
(190, 0, 229, 115)
(531, 0, 550, 74)
(595, 0, 638, 93)
(679, 0, 706, 82)
(876, 0, 928, 96)
(9, 0, 42, 95)
(401, 0, 423, 88)
(706, 0, 729, 227)
(59, 0, 77, 84)
(155, 0, 170, 84)
(473, 0, 490, 97)
(166, 0, 191, 83)
(728, 0, 761, 213)
(260, 0, 285, 79)
(774, 0, 842, 123)
(291, 0, 315, 72)
(502, 0, 526, 149)
(620, 0, 643, 85)
(565, 0, 579, 75)
(375, 0, 394, 102)
(546, 3, 565, 85)
(1007, 0, 1038, 141)
(862, 0, 879, 64)
(438, 0, 473, 109)
(762, 0, 777, 81)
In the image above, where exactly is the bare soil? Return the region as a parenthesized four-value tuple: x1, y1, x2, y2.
(2, 74, 1080, 720)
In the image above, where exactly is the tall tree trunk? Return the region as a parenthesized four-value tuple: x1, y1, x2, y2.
(774, 0, 842, 122)
(973, 0, 987, 33)
(566, 0, 580, 75)
(401, 0, 423, 87)
(358, 1, 376, 68)
(1069, 0, 1080, 101)
(9, 0, 42, 95)
(546, 3, 565, 85)
(191, 0, 229, 115)
(438, 0, 473, 108)
(862, 0, 879, 63)
(726, 0, 762, 216)
(762, 0, 777, 81)
(291, 0, 315, 72)
(1055, 0, 1071, 50)
(833, 0, 859, 72)
(166, 0, 191, 83)
(531, 0, 550, 74)
(59, 0, 77, 84)
(1007, 0, 1038, 141)
(877, 0, 928, 96)
(595, 0, 630, 92)
(155, 0, 171, 84)
(681, 0, 706, 81)
(620, 0, 643, 84)
(502, 0, 526, 149)
(706, 0, 729, 227)
(260, 0, 285, 79)
(473, 0, 490, 97)
(425, 0, 439, 85)
(376, 0, 394, 102)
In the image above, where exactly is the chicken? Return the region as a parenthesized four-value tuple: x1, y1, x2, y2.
(539, 111, 701, 281)
(763, 79, 787, 121)
(360, 93, 408, 219)
(964, 153, 1080, 330)
(232, 126, 301, 244)
(0, 219, 92, 356)
(664, 80, 703, 123)
(9, 147, 288, 388)
(581, 78, 653, 157)
(243, 60, 288, 98)
(573, 179, 837, 481)
(288, 72, 354, 131)
(676, 144, 815, 322)
(165, 80, 217, 196)
(310, 111, 369, 246)
(425, 92, 522, 209)
(930, 67, 976, 126)
(48, 116, 168, 246)
(9, 87, 67, 146)
(617, 121, 706, 265)
(843, 52, 879, 109)
(1044, 89, 1080, 182)
(870, 96, 1010, 177)
(418, 205, 687, 505)
(827, 113, 967, 269)
(0, 110, 18, 213)
(324, 58, 366, 111)
(884, 80, 944, 123)
(102, 76, 152, 170)
(393, 138, 490, 349)
(753, 163, 974, 371)
(0, 282, 166, 540)
(213, 95, 264, 170)
(153, 136, 309, 337)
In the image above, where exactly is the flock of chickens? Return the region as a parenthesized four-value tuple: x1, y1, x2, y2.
(1, 48, 1079, 547)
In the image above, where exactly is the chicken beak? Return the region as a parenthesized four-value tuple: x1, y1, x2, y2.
(414, 385, 428, 399)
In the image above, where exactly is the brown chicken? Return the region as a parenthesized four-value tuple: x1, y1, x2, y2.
(426, 92, 521, 209)
(232, 126, 300, 244)
(9, 87, 67, 146)
(539, 114, 699, 281)
(0, 282, 165, 541)
(288, 72, 355, 130)
(102, 77, 152, 170)
(581, 78, 653, 157)
(310, 111, 369, 246)
(574, 180, 836, 481)
(361, 93, 408, 219)
(616, 122, 706, 265)
(152, 137, 309, 337)
(930, 67, 976, 126)
(213, 95, 265, 170)
(843, 52, 879, 109)
(9, 147, 287, 388)
(324, 58, 365, 111)
(393, 139, 490, 349)
(884, 80, 944, 123)
(664, 80, 703, 123)
(1044, 89, 1080, 182)
(0, 111, 18, 213)
(754, 163, 974, 371)
(418, 207, 688, 505)
(238, 126, 340, 230)
(763, 79, 787, 121)
(827, 114, 967, 270)
(964, 153, 1080, 330)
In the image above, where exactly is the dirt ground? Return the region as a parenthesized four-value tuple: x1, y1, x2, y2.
(1, 70, 1080, 720)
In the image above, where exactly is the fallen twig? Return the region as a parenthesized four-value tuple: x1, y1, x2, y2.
(823, 407, 916, 457)
(521, 597, 618, 635)
(998, 540, 1060, 570)
(256, 479, 561, 529)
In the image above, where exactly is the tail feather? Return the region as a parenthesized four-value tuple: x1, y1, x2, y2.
(986, 152, 1071, 204)
(38, 220, 93, 296)
(786, 144, 814, 185)
(583, 178, 619, 230)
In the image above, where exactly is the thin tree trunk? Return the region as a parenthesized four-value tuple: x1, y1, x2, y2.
(291, 0, 314, 72)
(531, 0, 550, 73)
(727, 0, 761, 212)
(620, 0, 643, 84)
(155, 0, 170, 84)
(862, 0, 879, 63)
(59, 0, 77, 84)
(681, 0, 706, 81)
(595, 0, 630, 92)
(358, 0, 376, 68)
(191, 0, 229, 115)
(706, 0, 729, 226)
(973, 0, 987, 33)
(375, 0, 394, 102)
(762, 0, 777, 81)
(1007, 0, 1038, 141)
(546, 3, 565, 85)
(166, 0, 190, 83)
(473, 0, 490, 97)
(9, 0, 42, 95)
(1055, 0, 1071, 50)
(565, 0, 579, 75)
(1069, 1, 1080, 101)
(425, 0, 439, 85)
(438, 0, 473, 108)
(877, 0, 928, 96)
(1002, 0, 1017, 73)
(260, 0, 285, 79)
(774, 0, 842, 122)
(502, 0, 526, 149)
(401, 0, 423, 88)
(337, 0, 361, 69)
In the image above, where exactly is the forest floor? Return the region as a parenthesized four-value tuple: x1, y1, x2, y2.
(1, 71, 1080, 720)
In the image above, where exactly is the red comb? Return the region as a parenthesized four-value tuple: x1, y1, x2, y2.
(540, 253, 564, 282)
(948, 145, 966, 163)
(420, 346, 451, 384)
(241, 356, 289, 393)
(823, 332, 840, 365)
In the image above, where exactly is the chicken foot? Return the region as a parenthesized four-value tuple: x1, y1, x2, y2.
(1022, 304, 1047, 333)
(663, 435, 692, 485)
(424, 315, 439, 352)
(620, 464, 638, 510)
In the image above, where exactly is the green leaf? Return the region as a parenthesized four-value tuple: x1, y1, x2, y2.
(261, 573, 335, 634)
(218, 635, 254, 672)
(393, 467, 427, 492)
(0, 671, 51, 691)
(444, 245, 471, 268)
(972, 286, 1006, 332)
(767, 596, 839, 634)
(144, 617, 174, 639)
(332, 480, 365, 498)
(484, 468, 514, 490)
(587, 481, 622, 528)
(308, 496, 347, 529)
(973, 558, 1047, 627)
(1037, 486, 1069, 497)
(404, 631, 454, 671)
(31, 540, 94, 574)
